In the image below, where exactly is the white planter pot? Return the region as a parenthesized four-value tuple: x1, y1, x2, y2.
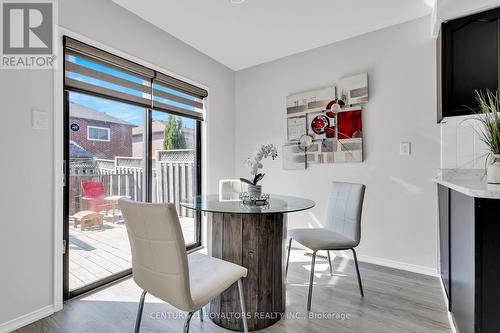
(487, 154, 500, 184)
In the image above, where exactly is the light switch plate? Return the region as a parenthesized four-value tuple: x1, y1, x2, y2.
(32, 109, 48, 130)
(400, 142, 411, 155)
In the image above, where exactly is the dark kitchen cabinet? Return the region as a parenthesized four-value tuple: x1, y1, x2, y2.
(477, 198, 500, 332)
(438, 7, 500, 122)
(437, 184, 450, 304)
(437, 185, 500, 333)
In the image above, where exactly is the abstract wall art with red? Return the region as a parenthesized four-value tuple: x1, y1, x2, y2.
(283, 73, 368, 169)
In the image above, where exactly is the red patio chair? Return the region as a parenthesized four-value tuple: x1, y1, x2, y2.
(81, 181, 112, 214)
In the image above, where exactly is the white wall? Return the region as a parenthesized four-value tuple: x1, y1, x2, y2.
(432, 0, 500, 36)
(0, 70, 55, 331)
(0, 0, 235, 329)
(234, 17, 440, 272)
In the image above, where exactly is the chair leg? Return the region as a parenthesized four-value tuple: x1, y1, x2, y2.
(199, 306, 203, 322)
(351, 248, 364, 297)
(327, 250, 333, 276)
(237, 279, 249, 333)
(307, 251, 317, 312)
(134, 290, 147, 333)
(285, 238, 293, 278)
(183, 311, 194, 333)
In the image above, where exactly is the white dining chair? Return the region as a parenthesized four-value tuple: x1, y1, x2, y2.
(286, 181, 366, 311)
(119, 198, 249, 333)
(218, 179, 243, 201)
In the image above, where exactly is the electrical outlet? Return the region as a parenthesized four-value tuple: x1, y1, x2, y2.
(32, 109, 48, 130)
(400, 142, 411, 156)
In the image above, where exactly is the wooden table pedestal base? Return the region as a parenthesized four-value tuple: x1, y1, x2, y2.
(209, 212, 286, 331)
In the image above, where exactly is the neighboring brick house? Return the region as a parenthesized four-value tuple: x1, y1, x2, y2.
(69, 103, 135, 159)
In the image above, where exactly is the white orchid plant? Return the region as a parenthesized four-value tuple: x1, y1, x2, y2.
(241, 144, 278, 186)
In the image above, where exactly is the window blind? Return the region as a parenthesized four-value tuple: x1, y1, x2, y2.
(64, 36, 207, 120)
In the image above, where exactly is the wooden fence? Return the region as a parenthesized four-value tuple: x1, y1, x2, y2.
(69, 150, 195, 218)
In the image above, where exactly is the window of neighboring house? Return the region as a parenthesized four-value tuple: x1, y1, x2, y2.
(87, 126, 110, 141)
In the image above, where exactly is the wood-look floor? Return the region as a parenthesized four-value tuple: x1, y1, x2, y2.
(16, 250, 451, 333)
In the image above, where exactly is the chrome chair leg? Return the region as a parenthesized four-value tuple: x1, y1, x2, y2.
(307, 251, 317, 311)
(285, 238, 293, 278)
(351, 248, 364, 297)
(199, 306, 204, 322)
(183, 311, 194, 333)
(237, 279, 249, 333)
(134, 290, 147, 333)
(327, 250, 333, 276)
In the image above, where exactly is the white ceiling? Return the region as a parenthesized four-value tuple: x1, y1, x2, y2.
(112, 0, 434, 70)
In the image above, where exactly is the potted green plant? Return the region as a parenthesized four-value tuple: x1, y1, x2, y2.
(473, 90, 500, 183)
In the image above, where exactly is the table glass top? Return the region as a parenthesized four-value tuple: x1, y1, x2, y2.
(181, 194, 315, 214)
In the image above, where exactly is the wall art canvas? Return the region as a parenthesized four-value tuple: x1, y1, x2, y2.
(337, 72, 368, 105)
(284, 82, 365, 169)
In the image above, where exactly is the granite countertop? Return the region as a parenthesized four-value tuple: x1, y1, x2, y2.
(434, 169, 500, 199)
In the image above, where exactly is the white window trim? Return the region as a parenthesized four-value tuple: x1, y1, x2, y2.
(87, 126, 110, 142)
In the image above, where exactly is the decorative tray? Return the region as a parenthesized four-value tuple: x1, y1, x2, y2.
(239, 192, 270, 206)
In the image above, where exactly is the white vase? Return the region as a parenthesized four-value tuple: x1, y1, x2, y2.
(487, 154, 500, 184)
(244, 184, 262, 198)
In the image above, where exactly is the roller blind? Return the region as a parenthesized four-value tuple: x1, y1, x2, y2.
(64, 36, 207, 120)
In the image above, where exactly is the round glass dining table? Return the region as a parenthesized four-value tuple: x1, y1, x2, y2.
(181, 194, 315, 331)
(182, 194, 315, 214)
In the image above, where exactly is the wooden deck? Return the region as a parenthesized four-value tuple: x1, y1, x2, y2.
(69, 213, 195, 291)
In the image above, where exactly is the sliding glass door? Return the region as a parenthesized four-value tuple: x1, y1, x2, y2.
(66, 92, 145, 294)
(64, 91, 202, 298)
(150, 111, 201, 247)
(62, 36, 205, 299)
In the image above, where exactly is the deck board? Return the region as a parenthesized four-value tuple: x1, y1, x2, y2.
(69, 215, 195, 291)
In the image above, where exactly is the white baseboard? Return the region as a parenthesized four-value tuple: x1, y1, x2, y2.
(447, 312, 459, 333)
(0, 305, 54, 333)
(438, 278, 458, 333)
(294, 243, 439, 277)
(355, 253, 439, 277)
(438, 277, 449, 310)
